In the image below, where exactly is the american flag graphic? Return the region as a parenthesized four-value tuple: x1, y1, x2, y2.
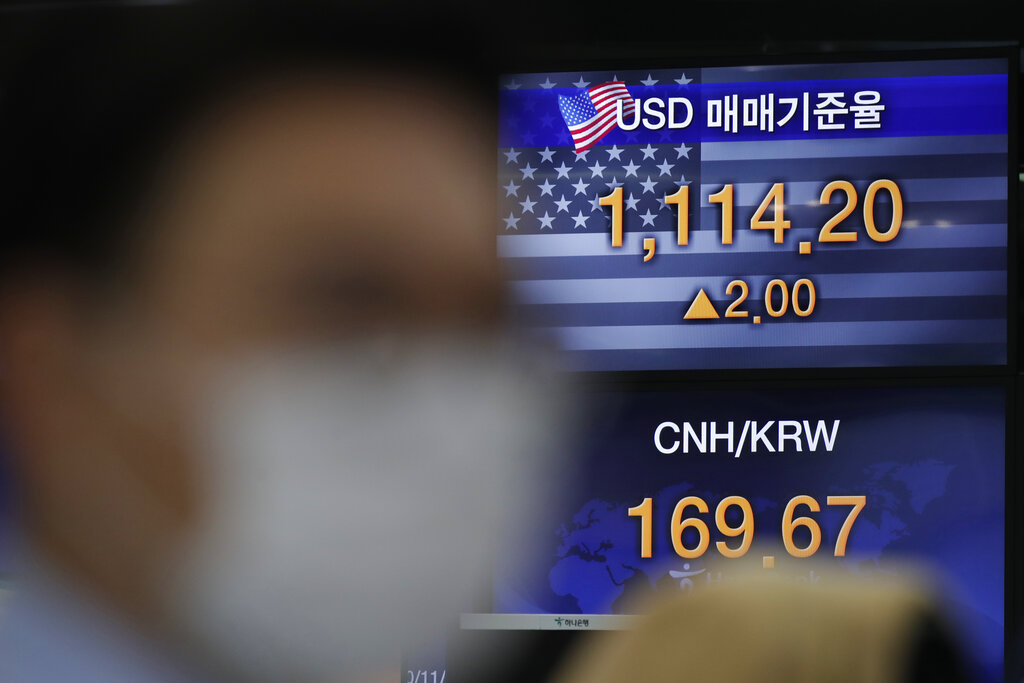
(499, 62, 1009, 372)
(557, 81, 636, 152)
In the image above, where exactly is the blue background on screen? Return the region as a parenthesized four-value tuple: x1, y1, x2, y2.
(494, 385, 1005, 681)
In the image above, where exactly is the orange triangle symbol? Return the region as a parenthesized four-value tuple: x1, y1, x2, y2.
(683, 288, 720, 320)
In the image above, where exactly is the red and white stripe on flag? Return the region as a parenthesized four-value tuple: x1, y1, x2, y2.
(568, 81, 636, 152)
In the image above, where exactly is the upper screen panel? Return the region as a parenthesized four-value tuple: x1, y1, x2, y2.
(497, 58, 1010, 372)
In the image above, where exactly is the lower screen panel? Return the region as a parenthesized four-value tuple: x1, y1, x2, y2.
(481, 384, 1005, 682)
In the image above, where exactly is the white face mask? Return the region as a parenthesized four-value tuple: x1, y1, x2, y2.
(163, 338, 567, 681)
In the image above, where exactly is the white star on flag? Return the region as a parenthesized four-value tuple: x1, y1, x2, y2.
(498, 74, 700, 237)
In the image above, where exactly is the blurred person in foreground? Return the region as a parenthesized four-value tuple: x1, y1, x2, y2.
(0, 5, 564, 682)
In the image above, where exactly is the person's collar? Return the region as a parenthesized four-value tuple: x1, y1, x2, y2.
(0, 543, 211, 683)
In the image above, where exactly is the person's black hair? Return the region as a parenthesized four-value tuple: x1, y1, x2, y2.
(903, 612, 969, 683)
(0, 1, 494, 285)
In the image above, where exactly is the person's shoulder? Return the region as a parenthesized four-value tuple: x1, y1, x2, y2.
(0, 565, 204, 683)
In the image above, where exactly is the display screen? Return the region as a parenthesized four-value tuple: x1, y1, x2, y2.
(484, 385, 1005, 681)
(432, 53, 1015, 683)
(497, 58, 1010, 371)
